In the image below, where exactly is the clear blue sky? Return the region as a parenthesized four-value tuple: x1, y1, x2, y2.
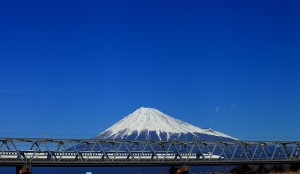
(0, 0, 299, 140)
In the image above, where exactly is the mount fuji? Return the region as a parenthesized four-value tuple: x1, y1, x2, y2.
(95, 107, 236, 141)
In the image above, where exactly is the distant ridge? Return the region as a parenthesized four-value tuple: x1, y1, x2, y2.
(95, 107, 236, 141)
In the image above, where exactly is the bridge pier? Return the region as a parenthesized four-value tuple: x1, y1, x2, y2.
(169, 166, 189, 174)
(16, 165, 32, 174)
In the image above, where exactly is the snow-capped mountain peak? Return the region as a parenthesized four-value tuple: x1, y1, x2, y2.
(96, 107, 235, 140)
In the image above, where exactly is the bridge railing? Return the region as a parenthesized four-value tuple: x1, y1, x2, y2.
(0, 138, 300, 165)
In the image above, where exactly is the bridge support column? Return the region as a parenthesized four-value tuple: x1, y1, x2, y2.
(169, 166, 189, 174)
(16, 165, 32, 174)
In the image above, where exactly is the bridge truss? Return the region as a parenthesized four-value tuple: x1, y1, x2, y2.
(0, 138, 300, 166)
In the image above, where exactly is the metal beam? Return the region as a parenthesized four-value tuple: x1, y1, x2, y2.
(0, 138, 299, 167)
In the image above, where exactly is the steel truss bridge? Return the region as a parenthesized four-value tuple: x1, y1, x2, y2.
(0, 138, 300, 168)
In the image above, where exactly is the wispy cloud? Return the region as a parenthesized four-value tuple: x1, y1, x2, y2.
(229, 104, 236, 109)
(215, 104, 236, 113)
(215, 106, 220, 112)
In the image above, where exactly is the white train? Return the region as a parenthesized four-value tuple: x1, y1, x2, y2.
(0, 150, 223, 160)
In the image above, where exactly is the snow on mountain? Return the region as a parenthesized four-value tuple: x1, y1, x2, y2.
(95, 107, 236, 141)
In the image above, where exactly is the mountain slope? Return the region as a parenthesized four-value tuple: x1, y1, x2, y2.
(95, 107, 236, 141)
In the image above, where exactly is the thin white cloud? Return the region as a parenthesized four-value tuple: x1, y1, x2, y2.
(215, 106, 219, 112)
(229, 104, 236, 109)
(215, 104, 236, 113)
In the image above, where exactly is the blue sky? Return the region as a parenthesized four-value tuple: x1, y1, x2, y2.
(0, 0, 299, 140)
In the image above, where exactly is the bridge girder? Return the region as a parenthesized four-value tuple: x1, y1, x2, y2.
(0, 138, 299, 166)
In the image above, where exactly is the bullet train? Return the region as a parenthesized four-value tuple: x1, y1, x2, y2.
(0, 150, 224, 160)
